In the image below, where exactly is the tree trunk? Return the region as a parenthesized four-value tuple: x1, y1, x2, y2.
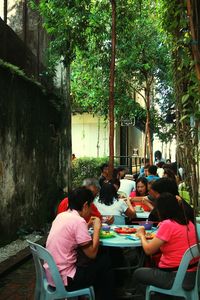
(96, 117, 100, 157)
(4, 0, 7, 24)
(145, 86, 153, 164)
(187, 0, 200, 82)
(108, 0, 116, 178)
(143, 119, 147, 165)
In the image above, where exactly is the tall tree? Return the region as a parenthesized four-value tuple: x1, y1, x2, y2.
(160, 0, 200, 207)
(108, 0, 116, 176)
(187, 0, 200, 82)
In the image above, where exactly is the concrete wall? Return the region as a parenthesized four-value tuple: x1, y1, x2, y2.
(0, 65, 70, 245)
(72, 113, 144, 159)
(72, 114, 111, 157)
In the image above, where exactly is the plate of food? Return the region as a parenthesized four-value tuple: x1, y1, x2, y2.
(145, 232, 155, 239)
(126, 232, 155, 240)
(100, 231, 116, 238)
(135, 206, 144, 212)
(114, 227, 137, 234)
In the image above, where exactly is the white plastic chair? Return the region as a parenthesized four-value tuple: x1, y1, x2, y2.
(145, 243, 200, 300)
(27, 240, 95, 300)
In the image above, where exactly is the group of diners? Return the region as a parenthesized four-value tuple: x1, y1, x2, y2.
(44, 163, 198, 300)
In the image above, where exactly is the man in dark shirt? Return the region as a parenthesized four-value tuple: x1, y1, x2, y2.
(99, 163, 109, 187)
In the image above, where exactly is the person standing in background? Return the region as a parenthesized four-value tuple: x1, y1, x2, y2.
(99, 163, 109, 187)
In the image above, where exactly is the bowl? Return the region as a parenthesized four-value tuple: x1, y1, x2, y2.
(140, 221, 153, 230)
(101, 224, 111, 232)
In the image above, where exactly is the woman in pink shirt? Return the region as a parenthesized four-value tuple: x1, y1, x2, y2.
(45, 187, 114, 300)
(134, 192, 198, 294)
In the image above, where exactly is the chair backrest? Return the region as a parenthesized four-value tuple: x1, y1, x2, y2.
(172, 243, 200, 290)
(27, 240, 67, 295)
(113, 215, 126, 225)
(195, 223, 200, 240)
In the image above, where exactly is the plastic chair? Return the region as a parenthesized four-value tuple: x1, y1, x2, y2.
(196, 223, 200, 240)
(27, 240, 95, 300)
(145, 243, 200, 300)
(113, 215, 126, 225)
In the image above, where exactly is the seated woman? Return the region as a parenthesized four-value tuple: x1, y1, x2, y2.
(134, 192, 198, 293)
(112, 166, 127, 181)
(163, 167, 177, 182)
(148, 178, 194, 223)
(130, 177, 154, 212)
(94, 182, 136, 219)
(45, 187, 114, 300)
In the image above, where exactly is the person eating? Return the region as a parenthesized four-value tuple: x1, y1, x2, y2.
(134, 192, 198, 296)
(130, 177, 154, 212)
(45, 186, 114, 300)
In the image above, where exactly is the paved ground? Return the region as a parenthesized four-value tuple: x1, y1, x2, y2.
(0, 258, 182, 300)
(0, 259, 35, 300)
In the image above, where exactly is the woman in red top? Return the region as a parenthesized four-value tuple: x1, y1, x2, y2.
(130, 177, 154, 211)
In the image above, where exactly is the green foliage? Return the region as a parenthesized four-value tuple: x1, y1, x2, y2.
(31, 0, 194, 145)
(71, 0, 172, 129)
(71, 157, 109, 188)
(159, 0, 200, 122)
(158, 0, 200, 207)
(30, 0, 92, 66)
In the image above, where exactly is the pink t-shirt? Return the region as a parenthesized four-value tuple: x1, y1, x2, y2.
(44, 210, 92, 286)
(156, 219, 197, 269)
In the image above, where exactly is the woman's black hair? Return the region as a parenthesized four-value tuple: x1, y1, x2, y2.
(100, 163, 109, 172)
(68, 187, 94, 211)
(154, 150, 162, 160)
(156, 192, 189, 225)
(149, 178, 194, 224)
(136, 177, 148, 196)
(112, 166, 126, 180)
(99, 182, 118, 206)
(163, 168, 177, 182)
(151, 177, 179, 195)
(109, 178, 120, 191)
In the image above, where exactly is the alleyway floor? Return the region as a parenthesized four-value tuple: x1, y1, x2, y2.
(0, 259, 35, 300)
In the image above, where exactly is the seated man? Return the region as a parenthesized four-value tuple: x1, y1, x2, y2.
(146, 165, 160, 182)
(44, 187, 114, 300)
(57, 178, 113, 224)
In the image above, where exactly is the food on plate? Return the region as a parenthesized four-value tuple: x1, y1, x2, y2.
(99, 231, 115, 238)
(145, 232, 155, 239)
(114, 227, 137, 234)
(134, 232, 155, 240)
(135, 206, 144, 212)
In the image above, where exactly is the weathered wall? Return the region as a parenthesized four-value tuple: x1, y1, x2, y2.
(0, 17, 50, 88)
(0, 64, 71, 245)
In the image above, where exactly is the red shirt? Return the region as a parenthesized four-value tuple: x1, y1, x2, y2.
(129, 191, 151, 212)
(57, 197, 102, 222)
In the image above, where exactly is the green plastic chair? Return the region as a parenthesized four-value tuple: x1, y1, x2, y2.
(27, 240, 95, 300)
(145, 243, 200, 300)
